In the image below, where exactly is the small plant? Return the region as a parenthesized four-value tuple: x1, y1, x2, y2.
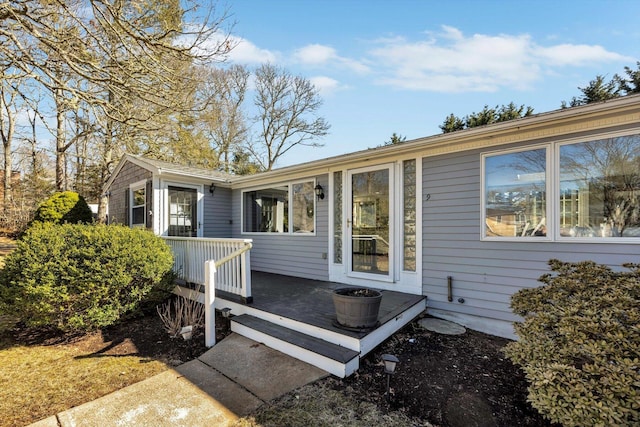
(504, 259, 640, 427)
(0, 223, 174, 332)
(157, 292, 205, 338)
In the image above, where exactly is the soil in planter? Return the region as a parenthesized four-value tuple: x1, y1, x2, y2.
(335, 288, 381, 297)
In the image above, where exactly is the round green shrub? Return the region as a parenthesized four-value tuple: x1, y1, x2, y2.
(504, 259, 640, 427)
(0, 223, 175, 332)
(32, 191, 93, 225)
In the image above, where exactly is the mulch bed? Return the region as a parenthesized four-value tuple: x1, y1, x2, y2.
(330, 318, 556, 427)
(6, 310, 226, 368)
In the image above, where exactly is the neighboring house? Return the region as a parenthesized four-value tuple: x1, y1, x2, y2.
(105, 94, 640, 340)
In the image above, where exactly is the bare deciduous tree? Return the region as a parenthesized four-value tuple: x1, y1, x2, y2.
(0, 68, 27, 217)
(1, 0, 234, 221)
(199, 64, 249, 173)
(250, 63, 330, 171)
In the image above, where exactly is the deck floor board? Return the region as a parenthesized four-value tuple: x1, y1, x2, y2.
(246, 271, 426, 339)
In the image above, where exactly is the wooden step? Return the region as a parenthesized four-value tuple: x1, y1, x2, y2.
(231, 314, 360, 377)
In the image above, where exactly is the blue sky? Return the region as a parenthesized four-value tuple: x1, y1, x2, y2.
(216, 0, 639, 167)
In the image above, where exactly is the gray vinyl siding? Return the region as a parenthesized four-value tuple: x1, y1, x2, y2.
(231, 174, 330, 281)
(203, 187, 233, 238)
(422, 145, 640, 324)
(106, 161, 151, 225)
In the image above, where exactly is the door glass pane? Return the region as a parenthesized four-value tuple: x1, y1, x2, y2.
(352, 169, 389, 275)
(169, 187, 197, 237)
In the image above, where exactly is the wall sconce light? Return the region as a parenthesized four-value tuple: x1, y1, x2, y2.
(209, 183, 216, 195)
(314, 183, 325, 200)
(381, 354, 399, 401)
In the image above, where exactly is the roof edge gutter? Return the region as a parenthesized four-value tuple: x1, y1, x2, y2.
(230, 95, 640, 185)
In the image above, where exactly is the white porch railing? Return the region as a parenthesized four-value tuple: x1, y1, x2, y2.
(163, 237, 253, 300)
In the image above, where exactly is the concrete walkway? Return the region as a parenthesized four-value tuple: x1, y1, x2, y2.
(30, 334, 328, 427)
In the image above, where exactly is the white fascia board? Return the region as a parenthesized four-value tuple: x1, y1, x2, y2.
(156, 171, 231, 187)
(125, 155, 232, 186)
(229, 95, 640, 188)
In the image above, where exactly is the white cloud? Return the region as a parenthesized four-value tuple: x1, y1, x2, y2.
(439, 25, 464, 41)
(294, 44, 370, 74)
(367, 26, 630, 93)
(309, 76, 345, 96)
(534, 44, 630, 66)
(227, 36, 279, 64)
(294, 44, 337, 64)
(177, 29, 279, 65)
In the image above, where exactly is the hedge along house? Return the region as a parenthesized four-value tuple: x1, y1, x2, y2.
(106, 95, 640, 375)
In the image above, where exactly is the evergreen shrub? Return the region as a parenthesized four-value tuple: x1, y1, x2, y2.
(504, 259, 640, 427)
(0, 223, 174, 331)
(31, 191, 93, 225)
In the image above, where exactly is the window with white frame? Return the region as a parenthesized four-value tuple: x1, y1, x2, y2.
(483, 133, 640, 240)
(559, 136, 640, 238)
(130, 184, 146, 228)
(484, 147, 548, 238)
(291, 181, 315, 233)
(242, 180, 316, 234)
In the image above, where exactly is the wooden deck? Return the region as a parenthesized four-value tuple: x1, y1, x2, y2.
(215, 271, 427, 377)
(247, 271, 425, 338)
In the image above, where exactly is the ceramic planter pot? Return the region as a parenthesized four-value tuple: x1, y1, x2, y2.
(332, 287, 382, 329)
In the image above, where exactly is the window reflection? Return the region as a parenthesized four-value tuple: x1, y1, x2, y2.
(292, 182, 315, 233)
(560, 136, 640, 237)
(168, 186, 197, 237)
(243, 186, 289, 233)
(352, 169, 390, 275)
(131, 187, 146, 227)
(485, 148, 547, 237)
(242, 181, 317, 234)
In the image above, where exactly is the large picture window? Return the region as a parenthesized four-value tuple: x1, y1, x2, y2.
(484, 147, 548, 238)
(560, 136, 640, 238)
(483, 133, 640, 241)
(243, 180, 316, 234)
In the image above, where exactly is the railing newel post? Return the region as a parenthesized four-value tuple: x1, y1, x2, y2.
(204, 260, 216, 348)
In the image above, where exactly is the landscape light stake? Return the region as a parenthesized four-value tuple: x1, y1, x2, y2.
(181, 325, 193, 358)
(221, 307, 232, 331)
(381, 354, 399, 402)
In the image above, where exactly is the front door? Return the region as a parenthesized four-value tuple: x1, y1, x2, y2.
(347, 165, 394, 281)
(168, 186, 198, 237)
